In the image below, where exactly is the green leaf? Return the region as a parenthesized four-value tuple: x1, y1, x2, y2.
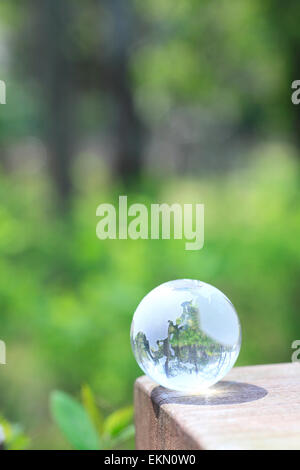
(6, 432, 30, 450)
(103, 405, 133, 438)
(110, 424, 135, 449)
(0, 417, 30, 450)
(81, 384, 104, 436)
(0, 416, 12, 442)
(50, 391, 100, 450)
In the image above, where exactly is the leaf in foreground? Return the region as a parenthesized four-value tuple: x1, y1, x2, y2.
(50, 390, 100, 450)
(103, 405, 134, 438)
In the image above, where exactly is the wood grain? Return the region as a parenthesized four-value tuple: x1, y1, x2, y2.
(134, 362, 300, 450)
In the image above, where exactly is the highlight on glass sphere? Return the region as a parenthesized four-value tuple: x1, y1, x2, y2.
(130, 279, 241, 393)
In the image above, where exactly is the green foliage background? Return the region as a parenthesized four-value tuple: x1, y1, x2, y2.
(0, 149, 299, 447)
(0, 0, 300, 450)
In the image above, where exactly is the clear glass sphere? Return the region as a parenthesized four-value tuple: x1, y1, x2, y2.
(131, 279, 241, 393)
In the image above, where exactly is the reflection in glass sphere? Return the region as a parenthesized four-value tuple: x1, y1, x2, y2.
(131, 280, 241, 393)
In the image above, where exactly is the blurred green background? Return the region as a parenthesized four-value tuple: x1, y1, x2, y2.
(0, 0, 300, 449)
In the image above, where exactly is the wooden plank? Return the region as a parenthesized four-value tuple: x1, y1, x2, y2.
(134, 362, 300, 450)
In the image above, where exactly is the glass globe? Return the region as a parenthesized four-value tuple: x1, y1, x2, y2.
(131, 279, 241, 393)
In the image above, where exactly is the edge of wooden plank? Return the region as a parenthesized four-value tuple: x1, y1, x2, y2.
(134, 363, 300, 450)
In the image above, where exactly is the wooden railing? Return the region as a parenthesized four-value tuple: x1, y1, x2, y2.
(134, 363, 300, 450)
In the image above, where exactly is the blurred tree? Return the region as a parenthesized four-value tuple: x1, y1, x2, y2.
(36, 0, 75, 208)
(22, 0, 146, 201)
(3, 0, 300, 197)
(98, 0, 147, 186)
(265, 0, 300, 151)
(11, 0, 76, 208)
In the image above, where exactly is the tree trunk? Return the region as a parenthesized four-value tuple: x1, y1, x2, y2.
(38, 0, 74, 210)
(104, 0, 147, 186)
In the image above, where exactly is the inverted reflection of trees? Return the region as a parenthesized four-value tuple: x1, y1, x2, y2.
(134, 300, 230, 378)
